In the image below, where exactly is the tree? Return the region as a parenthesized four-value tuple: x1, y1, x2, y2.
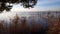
(0, 0, 38, 12)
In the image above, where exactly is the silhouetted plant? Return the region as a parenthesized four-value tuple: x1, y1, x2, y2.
(0, 0, 38, 12)
(0, 20, 5, 34)
(9, 14, 20, 34)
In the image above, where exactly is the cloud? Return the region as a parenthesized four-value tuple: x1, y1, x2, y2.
(11, 0, 60, 11)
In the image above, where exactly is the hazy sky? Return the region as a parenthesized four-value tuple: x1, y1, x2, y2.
(0, 0, 60, 21)
(11, 0, 60, 11)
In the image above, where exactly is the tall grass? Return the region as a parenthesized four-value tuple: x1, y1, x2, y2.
(0, 13, 60, 34)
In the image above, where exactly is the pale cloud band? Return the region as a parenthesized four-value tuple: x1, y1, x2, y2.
(11, 0, 60, 11)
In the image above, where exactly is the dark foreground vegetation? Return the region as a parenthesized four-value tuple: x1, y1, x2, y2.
(0, 12, 60, 34)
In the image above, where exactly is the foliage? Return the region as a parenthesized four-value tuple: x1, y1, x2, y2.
(0, 0, 38, 12)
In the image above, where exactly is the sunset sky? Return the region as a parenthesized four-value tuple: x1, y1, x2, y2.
(11, 0, 60, 11)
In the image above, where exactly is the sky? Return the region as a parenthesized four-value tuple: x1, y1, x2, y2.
(11, 0, 60, 11)
(0, 0, 60, 21)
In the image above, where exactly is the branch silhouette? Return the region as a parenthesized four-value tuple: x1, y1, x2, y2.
(0, 0, 38, 12)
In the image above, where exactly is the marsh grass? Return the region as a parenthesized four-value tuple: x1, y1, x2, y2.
(0, 13, 60, 34)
